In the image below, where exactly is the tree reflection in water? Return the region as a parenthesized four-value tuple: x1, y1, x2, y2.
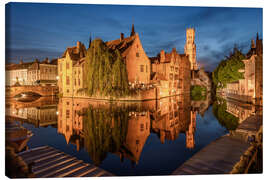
(212, 97, 239, 130)
(82, 105, 130, 165)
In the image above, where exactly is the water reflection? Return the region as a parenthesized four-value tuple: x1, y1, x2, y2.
(56, 94, 201, 165)
(212, 97, 256, 131)
(6, 96, 58, 128)
(8, 93, 256, 168)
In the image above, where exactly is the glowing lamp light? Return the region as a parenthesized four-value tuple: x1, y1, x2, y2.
(56, 76, 59, 80)
(56, 111, 59, 115)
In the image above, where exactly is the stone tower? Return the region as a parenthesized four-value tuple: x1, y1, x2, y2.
(184, 28, 198, 70)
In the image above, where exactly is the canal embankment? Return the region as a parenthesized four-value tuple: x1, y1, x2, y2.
(172, 113, 262, 175)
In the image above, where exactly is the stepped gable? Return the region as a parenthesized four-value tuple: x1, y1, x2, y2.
(106, 35, 136, 58)
(62, 42, 87, 61)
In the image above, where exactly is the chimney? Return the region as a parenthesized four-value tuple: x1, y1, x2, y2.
(77, 41, 81, 49)
(120, 33, 124, 41)
(45, 57, 49, 63)
(160, 50, 165, 63)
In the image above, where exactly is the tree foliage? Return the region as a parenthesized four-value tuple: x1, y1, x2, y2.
(212, 47, 245, 89)
(191, 85, 206, 101)
(212, 98, 239, 130)
(84, 39, 130, 97)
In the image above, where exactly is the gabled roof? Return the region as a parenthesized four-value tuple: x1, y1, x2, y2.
(62, 43, 87, 61)
(106, 35, 136, 57)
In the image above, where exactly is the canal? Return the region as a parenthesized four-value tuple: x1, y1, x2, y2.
(6, 94, 248, 176)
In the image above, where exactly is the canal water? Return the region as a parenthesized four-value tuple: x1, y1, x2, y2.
(6, 94, 246, 176)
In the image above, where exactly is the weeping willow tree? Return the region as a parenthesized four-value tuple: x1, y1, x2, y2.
(82, 104, 130, 165)
(84, 39, 130, 97)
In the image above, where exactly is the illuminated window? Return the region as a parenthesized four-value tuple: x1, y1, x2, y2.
(66, 76, 70, 85)
(140, 124, 144, 131)
(140, 65, 144, 72)
(66, 110, 70, 118)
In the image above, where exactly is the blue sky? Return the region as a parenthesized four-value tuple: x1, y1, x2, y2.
(5, 3, 262, 71)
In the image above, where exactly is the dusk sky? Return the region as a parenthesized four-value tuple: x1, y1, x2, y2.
(6, 2, 262, 71)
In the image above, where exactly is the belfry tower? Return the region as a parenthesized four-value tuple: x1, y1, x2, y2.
(184, 28, 198, 70)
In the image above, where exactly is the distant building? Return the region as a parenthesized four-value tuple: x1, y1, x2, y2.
(27, 58, 58, 86)
(6, 58, 58, 86)
(6, 60, 33, 86)
(225, 34, 263, 105)
(191, 68, 212, 92)
(185, 28, 198, 70)
(150, 48, 191, 96)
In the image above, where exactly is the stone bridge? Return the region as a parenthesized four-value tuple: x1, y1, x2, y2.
(6, 85, 58, 97)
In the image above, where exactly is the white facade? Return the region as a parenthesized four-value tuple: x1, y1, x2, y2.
(6, 69, 29, 86)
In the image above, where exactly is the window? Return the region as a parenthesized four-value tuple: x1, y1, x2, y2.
(74, 79, 76, 86)
(175, 67, 178, 72)
(136, 52, 140, 57)
(67, 89, 69, 93)
(140, 124, 144, 131)
(169, 73, 173, 80)
(66, 76, 70, 85)
(146, 65, 148, 72)
(66, 110, 70, 118)
(66, 101, 69, 105)
(60, 62, 62, 71)
(79, 79, 80, 86)
(140, 65, 144, 72)
(67, 62, 70, 69)
(136, 140, 139, 144)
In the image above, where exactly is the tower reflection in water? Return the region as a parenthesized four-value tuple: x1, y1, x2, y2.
(57, 94, 197, 165)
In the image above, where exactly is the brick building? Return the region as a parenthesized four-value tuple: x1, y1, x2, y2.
(150, 48, 191, 96)
(106, 24, 151, 85)
(185, 28, 198, 70)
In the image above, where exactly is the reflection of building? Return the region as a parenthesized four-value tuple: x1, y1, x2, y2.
(191, 93, 212, 117)
(151, 94, 197, 149)
(56, 95, 199, 165)
(6, 97, 58, 127)
(225, 34, 263, 105)
(119, 111, 150, 164)
(226, 100, 255, 123)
